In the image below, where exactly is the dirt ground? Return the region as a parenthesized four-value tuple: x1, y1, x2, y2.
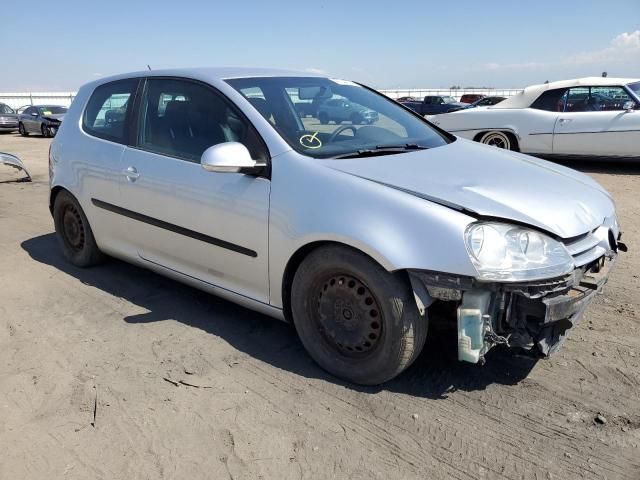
(0, 132, 638, 480)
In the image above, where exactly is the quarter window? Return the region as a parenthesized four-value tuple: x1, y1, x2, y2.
(530, 88, 568, 112)
(83, 79, 138, 143)
(138, 78, 265, 163)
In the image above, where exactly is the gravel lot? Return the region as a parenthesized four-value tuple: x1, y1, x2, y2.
(1, 132, 638, 479)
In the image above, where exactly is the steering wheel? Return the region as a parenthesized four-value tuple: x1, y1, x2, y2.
(328, 125, 358, 143)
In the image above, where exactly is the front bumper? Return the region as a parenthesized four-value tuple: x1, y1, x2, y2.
(412, 250, 618, 363)
(508, 254, 615, 356)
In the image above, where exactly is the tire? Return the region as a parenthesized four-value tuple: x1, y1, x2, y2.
(18, 123, 28, 137)
(318, 112, 329, 125)
(41, 124, 51, 138)
(479, 130, 516, 150)
(291, 245, 428, 385)
(350, 113, 363, 125)
(53, 190, 104, 267)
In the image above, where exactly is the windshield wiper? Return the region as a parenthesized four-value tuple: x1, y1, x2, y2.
(332, 144, 429, 159)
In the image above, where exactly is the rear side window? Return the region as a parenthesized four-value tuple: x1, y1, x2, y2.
(530, 88, 568, 112)
(83, 79, 138, 143)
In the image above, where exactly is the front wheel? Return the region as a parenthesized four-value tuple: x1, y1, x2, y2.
(291, 245, 427, 385)
(318, 112, 329, 125)
(18, 123, 28, 136)
(53, 190, 105, 267)
(41, 124, 51, 138)
(479, 131, 516, 150)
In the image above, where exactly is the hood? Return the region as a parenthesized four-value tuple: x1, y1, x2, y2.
(326, 139, 614, 239)
(42, 113, 65, 122)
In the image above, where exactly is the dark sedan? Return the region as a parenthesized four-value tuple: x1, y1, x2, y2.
(400, 95, 467, 115)
(0, 103, 18, 132)
(18, 105, 67, 137)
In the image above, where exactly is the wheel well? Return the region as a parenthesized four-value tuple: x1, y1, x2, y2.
(281, 241, 391, 323)
(49, 186, 67, 215)
(473, 130, 519, 151)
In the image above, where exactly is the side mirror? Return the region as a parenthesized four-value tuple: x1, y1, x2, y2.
(623, 100, 636, 112)
(31, 112, 39, 117)
(201, 142, 265, 175)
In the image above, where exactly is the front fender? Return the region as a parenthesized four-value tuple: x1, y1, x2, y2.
(268, 152, 478, 308)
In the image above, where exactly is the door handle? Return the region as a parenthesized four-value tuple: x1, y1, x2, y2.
(124, 166, 140, 182)
(558, 118, 572, 125)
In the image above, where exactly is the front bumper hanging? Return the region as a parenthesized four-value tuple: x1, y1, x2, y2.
(413, 250, 618, 364)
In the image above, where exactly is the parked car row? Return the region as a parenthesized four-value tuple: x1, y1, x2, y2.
(0, 102, 68, 137)
(429, 77, 640, 159)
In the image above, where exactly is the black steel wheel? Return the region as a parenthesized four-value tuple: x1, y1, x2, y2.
(313, 274, 384, 356)
(291, 245, 427, 385)
(53, 190, 104, 267)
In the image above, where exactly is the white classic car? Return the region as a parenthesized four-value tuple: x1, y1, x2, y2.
(429, 77, 640, 159)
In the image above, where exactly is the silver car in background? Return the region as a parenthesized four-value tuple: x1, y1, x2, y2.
(49, 68, 623, 385)
(18, 105, 67, 137)
(0, 103, 18, 132)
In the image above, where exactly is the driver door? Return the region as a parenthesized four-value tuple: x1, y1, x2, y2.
(553, 86, 640, 157)
(23, 107, 38, 132)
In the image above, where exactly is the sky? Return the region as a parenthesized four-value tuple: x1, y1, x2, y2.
(3, 0, 640, 91)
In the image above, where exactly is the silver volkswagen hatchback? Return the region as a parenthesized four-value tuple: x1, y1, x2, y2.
(49, 68, 623, 385)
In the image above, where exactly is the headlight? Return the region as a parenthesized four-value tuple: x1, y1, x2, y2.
(464, 222, 574, 282)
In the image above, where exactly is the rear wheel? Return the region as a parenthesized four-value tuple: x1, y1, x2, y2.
(53, 190, 104, 267)
(18, 123, 28, 136)
(291, 245, 427, 385)
(479, 130, 517, 150)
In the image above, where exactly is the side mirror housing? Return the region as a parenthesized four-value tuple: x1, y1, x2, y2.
(31, 112, 39, 117)
(623, 100, 636, 112)
(201, 142, 265, 175)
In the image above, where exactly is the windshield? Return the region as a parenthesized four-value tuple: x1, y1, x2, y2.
(0, 104, 15, 114)
(628, 82, 640, 98)
(442, 96, 457, 104)
(226, 77, 450, 159)
(38, 106, 67, 115)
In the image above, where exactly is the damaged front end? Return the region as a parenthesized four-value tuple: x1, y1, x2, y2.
(410, 226, 625, 364)
(0, 152, 32, 182)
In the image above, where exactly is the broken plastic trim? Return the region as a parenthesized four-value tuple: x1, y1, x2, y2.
(0, 152, 32, 182)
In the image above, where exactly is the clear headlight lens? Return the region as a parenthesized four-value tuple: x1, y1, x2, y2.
(465, 222, 574, 282)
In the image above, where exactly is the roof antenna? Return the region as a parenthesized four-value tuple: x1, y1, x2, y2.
(147, 65, 152, 71)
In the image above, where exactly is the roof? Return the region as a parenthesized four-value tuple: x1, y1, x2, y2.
(495, 77, 640, 109)
(91, 67, 325, 88)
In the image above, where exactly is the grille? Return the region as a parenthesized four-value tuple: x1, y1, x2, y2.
(563, 224, 612, 267)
